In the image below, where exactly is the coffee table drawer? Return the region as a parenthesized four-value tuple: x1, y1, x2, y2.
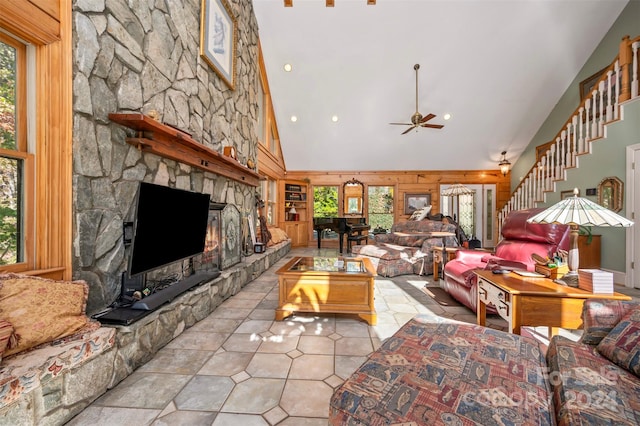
(478, 277, 511, 321)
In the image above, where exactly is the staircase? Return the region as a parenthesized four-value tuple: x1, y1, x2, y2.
(499, 35, 640, 233)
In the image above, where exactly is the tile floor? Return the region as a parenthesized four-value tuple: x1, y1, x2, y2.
(68, 247, 640, 425)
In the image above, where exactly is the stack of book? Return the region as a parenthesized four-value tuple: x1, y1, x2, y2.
(578, 269, 614, 293)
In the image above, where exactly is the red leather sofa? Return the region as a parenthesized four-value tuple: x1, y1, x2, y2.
(442, 208, 570, 313)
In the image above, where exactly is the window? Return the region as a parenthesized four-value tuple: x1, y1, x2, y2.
(368, 186, 394, 232)
(313, 185, 338, 240)
(259, 177, 277, 225)
(0, 33, 30, 268)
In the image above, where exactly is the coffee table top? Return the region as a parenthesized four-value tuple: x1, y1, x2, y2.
(475, 269, 631, 299)
(277, 256, 376, 276)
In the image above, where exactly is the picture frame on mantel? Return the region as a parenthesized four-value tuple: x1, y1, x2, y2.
(200, 0, 237, 90)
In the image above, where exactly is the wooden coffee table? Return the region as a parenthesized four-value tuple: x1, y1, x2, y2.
(275, 256, 377, 325)
(475, 269, 631, 335)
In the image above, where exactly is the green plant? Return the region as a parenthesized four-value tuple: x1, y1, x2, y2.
(578, 225, 593, 245)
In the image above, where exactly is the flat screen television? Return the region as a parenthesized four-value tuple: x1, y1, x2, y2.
(128, 182, 211, 277)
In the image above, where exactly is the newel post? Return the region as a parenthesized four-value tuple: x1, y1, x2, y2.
(618, 35, 631, 103)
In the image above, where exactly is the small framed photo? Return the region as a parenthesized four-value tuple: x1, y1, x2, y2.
(346, 261, 362, 273)
(404, 193, 431, 215)
(561, 189, 579, 200)
(200, 0, 237, 90)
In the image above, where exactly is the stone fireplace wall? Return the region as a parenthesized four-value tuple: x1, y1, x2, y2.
(72, 0, 261, 314)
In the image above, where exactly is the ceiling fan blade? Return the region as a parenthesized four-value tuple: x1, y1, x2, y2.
(420, 113, 435, 123)
(389, 122, 412, 126)
(401, 125, 416, 135)
(421, 123, 444, 129)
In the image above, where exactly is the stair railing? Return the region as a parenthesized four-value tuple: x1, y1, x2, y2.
(498, 35, 640, 234)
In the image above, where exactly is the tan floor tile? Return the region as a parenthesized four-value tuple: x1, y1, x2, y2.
(221, 378, 285, 414)
(249, 308, 276, 320)
(257, 334, 300, 353)
(66, 406, 161, 425)
(324, 374, 345, 389)
(334, 337, 373, 356)
(190, 317, 242, 333)
(263, 405, 288, 425)
(198, 351, 253, 376)
(222, 333, 263, 352)
(335, 320, 370, 337)
(154, 410, 217, 425)
(280, 380, 333, 417)
(137, 348, 211, 374)
(211, 413, 269, 426)
(235, 319, 274, 334)
(277, 417, 328, 426)
(288, 354, 333, 380)
(164, 331, 229, 351)
(246, 353, 292, 378)
(297, 335, 335, 354)
(174, 375, 234, 411)
(209, 307, 253, 319)
(335, 355, 368, 379)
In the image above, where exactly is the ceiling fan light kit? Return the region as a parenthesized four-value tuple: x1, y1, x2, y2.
(390, 64, 444, 134)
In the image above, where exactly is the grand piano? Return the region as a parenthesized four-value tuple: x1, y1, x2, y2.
(313, 217, 370, 253)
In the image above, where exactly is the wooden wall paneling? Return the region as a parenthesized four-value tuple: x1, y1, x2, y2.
(285, 169, 510, 246)
(0, 0, 61, 45)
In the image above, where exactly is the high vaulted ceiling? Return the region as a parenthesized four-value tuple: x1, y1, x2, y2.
(253, 0, 629, 172)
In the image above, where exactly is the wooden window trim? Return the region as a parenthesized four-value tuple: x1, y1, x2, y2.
(0, 0, 73, 278)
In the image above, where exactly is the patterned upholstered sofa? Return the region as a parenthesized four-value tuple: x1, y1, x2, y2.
(352, 219, 458, 277)
(329, 299, 640, 425)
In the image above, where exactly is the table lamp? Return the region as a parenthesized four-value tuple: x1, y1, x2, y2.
(289, 206, 297, 221)
(526, 188, 634, 287)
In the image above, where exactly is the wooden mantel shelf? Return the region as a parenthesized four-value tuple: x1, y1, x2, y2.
(109, 113, 261, 187)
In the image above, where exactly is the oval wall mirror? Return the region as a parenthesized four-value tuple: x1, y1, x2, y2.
(343, 178, 364, 215)
(598, 176, 623, 212)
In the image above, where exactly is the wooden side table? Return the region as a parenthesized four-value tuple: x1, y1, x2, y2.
(475, 269, 631, 336)
(432, 246, 459, 278)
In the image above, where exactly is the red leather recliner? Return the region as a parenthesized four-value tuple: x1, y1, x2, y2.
(442, 208, 571, 313)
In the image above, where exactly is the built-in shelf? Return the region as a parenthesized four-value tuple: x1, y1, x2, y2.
(109, 113, 261, 187)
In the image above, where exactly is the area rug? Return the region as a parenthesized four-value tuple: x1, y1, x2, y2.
(421, 285, 464, 307)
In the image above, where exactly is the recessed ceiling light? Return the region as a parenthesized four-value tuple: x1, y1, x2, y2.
(290, 115, 297, 122)
(331, 115, 339, 122)
(284, 63, 292, 72)
(444, 113, 452, 120)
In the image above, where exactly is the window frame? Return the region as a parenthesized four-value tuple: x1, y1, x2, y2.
(0, 31, 35, 271)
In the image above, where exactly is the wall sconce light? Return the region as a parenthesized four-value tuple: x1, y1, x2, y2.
(498, 151, 511, 176)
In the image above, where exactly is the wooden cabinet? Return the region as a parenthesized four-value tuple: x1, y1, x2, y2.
(283, 222, 308, 247)
(578, 234, 601, 269)
(279, 180, 308, 246)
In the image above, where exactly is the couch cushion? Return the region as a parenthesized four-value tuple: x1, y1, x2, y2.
(547, 335, 640, 425)
(353, 243, 417, 260)
(500, 208, 570, 246)
(580, 299, 640, 345)
(330, 318, 552, 425)
(0, 273, 92, 357)
(597, 306, 640, 377)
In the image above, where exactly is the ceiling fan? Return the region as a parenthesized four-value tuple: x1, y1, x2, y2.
(390, 64, 444, 134)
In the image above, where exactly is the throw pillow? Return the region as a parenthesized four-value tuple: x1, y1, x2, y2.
(409, 205, 432, 221)
(267, 227, 289, 247)
(0, 319, 14, 363)
(0, 273, 90, 357)
(597, 306, 640, 377)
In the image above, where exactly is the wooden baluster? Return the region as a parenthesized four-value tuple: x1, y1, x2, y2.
(591, 90, 598, 138)
(584, 100, 591, 142)
(570, 116, 578, 166)
(560, 131, 568, 171)
(618, 35, 631, 103)
(578, 107, 585, 153)
(544, 151, 551, 190)
(632, 41, 639, 98)
(614, 60, 621, 120)
(598, 80, 605, 137)
(537, 162, 544, 201)
(606, 70, 613, 122)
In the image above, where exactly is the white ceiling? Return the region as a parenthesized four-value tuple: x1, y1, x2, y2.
(253, 0, 628, 172)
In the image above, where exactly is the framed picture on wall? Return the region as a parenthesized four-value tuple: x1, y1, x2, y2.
(404, 193, 431, 215)
(200, 0, 237, 90)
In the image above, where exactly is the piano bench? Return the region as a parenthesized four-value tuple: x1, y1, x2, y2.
(347, 235, 368, 253)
